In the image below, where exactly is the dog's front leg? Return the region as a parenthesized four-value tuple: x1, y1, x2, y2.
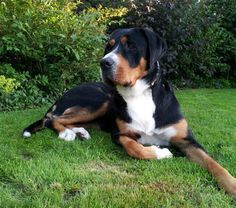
(119, 136, 173, 160)
(170, 131, 236, 197)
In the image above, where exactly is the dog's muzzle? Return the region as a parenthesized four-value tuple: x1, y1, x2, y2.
(100, 57, 115, 71)
(100, 53, 118, 85)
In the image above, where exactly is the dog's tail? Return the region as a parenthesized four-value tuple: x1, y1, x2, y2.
(22, 118, 48, 138)
(22, 102, 57, 138)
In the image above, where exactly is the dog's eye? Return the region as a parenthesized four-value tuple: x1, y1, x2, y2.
(127, 41, 136, 51)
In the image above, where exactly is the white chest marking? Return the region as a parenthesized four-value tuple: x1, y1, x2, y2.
(117, 80, 177, 147)
(117, 80, 156, 135)
(127, 90, 156, 134)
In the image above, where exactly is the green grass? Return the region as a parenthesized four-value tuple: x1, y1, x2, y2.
(0, 89, 236, 208)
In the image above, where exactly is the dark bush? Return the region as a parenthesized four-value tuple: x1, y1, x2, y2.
(77, 0, 127, 11)
(205, 0, 236, 85)
(124, 0, 236, 87)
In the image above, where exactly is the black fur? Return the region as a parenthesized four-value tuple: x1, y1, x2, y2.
(23, 82, 114, 135)
(23, 28, 183, 141)
(52, 82, 113, 115)
(152, 80, 184, 128)
(23, 28, 196, 149)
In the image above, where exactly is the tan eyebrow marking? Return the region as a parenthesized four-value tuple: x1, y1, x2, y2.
(120, 36, 128, 44)
(108, 39, 115, 47)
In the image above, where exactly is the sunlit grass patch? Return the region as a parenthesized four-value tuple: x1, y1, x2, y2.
(0, 89, 235, 207)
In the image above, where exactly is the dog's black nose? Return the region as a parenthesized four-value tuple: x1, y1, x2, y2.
(100, 57, 115, 71)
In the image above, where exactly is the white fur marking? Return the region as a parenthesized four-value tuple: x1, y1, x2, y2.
(137, 125, 177, 146)
(71, 127, 91, 140)
(23, 131, 31, 138)
(58, 129, 76, 141)
(117, 80, 156, 135)
(152, 146, 173, 160)
(118, 80, 178, 147)
(101, 47, 119, 69)
(117, 79, 150, 97)
(154, 126, 177, 141)
(138, 134, 169, 146)
(102, 50, 119, 64)
(52, 105, 56, 112)
(100, 47, 119, 81)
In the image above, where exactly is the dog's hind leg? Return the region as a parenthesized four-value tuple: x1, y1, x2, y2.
(49, 102, 109, 141)
(48, 120, 76, 141)
(170, 130, 236, 198)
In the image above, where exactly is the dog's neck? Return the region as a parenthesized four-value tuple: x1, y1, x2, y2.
(117, 79, 151, 98)
(142, 61, 161, 87)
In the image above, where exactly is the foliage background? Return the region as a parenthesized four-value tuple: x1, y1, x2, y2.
(123, 0, 236, 88)
(0, 0, 235, 111)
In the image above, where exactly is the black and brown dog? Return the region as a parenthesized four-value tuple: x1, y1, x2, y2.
(23, 28, 236, 197)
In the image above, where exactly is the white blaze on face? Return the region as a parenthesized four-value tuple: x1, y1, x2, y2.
(100, 46, 119, 81)
(102, 48, 119, 67)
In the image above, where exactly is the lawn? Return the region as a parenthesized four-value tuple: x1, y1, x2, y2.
(0, 89, 236, 208)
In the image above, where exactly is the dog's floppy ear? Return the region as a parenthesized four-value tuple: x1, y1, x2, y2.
(142, 28, 167, 70)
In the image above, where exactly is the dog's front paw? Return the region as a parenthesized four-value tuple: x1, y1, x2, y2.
(152, 146, 173, 160)
(58, 129, 76, 141)
(71, 127, 91, 140)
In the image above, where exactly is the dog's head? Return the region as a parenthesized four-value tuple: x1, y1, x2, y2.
(100, 28, 166, 87)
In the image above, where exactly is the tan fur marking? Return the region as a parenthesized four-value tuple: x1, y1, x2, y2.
(119, 136, 157, 159)
(116, 118, 128, 132)
(169, 118, 236, 196)
(63, 106, 81, 115)
(171, 119, 188, 141)
(115, 55, 147, 86)
(66, 123, 99, 130)
(55, 102, 109, 125)
(120, 36, 127, 44)
(52, 120, 66, 132)
(108, 39, 115, 47)
(50, 102, 109, 134)
(116, 119, 140, 139)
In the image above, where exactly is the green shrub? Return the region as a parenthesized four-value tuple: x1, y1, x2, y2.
(0, 0, 105, 90)
(0, 76, 16, 94)
(0, 0, 127, 110)
(0, 73, 18, 95)
(0, 64, 51, 111)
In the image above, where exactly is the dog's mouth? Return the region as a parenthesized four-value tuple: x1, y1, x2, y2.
(101, 71, 132, 87)
(103, 76, 132, 88)
(102, 76, 115, 87)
